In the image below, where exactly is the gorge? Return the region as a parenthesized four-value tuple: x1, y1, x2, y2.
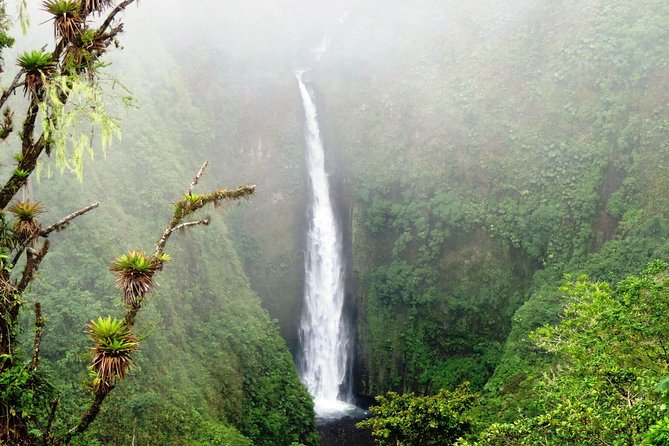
(5, 0, 669, 444)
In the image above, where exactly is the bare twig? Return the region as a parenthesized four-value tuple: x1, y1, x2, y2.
(188, 161, 209, 195)
(41, 202, 100, 236)
(172, 218, 210, 232)
(0, 72, 24, 109)
(11, 203, 99, 268)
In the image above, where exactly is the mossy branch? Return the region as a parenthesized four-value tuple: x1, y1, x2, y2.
(167, 186, 255, 231)
(41, 202, 99, 236)
(121, 161, 254, 327)
(11, 202, 99, 269)
(0, 100, 40, 208)
(17, 240, 50, 294)
(31, 303, 45, 372)
(155, 162, 255, 256)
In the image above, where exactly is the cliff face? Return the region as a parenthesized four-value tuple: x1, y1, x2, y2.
(218, 0, 669, 397)
(319, 0, 669, 395)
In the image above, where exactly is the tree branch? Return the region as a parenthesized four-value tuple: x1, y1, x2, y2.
(42, 398, 59, 445)
(154, 162, 254, 256)
(17, 240, 50, 294)
(41, 202, 100, 237)
(0, 98, 44, 209)
(153, 184, 255, 256)
(125, 167, 254, 326)
(0, 72, 24, 110)
(31, 303, 46, 372)
(62, 391, 111, 444)
(83, 163, 254, 440)
(188, 161, 209, 195)
(97, 0, 138, 36)
(172, 218, 210, 232)
(1, 2, 142, 442)
(11, 203, 99, 269)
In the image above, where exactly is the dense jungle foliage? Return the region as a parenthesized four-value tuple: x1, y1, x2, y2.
(359, 262, 669, 444)
(324, 0, 669, 442)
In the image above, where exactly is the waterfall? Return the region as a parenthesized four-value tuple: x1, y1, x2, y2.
(296, 70, 354, 418)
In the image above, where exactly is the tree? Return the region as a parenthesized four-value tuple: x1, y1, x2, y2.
(0, 2, 256, 444)
(461, 261, 669, 445)
(356, 384, 477, 446)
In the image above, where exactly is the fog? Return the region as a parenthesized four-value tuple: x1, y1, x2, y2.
(107, 0, 551, 84)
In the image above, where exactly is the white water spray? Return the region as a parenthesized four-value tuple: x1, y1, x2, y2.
(296, 69, 355, 418)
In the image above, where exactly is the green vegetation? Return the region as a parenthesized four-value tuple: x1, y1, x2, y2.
(357, 384, 477, 445)
(206, 0, 669, 442)
(17, 49, 56, 96)
(0, 1, 150, 441)
(460, 262, 669, 443)
(8, 200, 45, 239)
(358, 262, 669, 444)
(42, 0, 82, 42)
(87, 316, 139, 394)
(110, 250, 159, 305)
(156, 1, 669, 443)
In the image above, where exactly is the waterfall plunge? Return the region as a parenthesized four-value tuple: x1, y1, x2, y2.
(296, 70, 355, 418)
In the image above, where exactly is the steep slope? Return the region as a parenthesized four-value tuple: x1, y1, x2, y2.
(311, 0, 669, 397)
(15, 14, 320, 443)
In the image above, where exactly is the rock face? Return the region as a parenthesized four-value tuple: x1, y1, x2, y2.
(318, 416, 374, 446)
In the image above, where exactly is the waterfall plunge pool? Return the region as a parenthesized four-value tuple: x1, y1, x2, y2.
(315, 398, 366, 422)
